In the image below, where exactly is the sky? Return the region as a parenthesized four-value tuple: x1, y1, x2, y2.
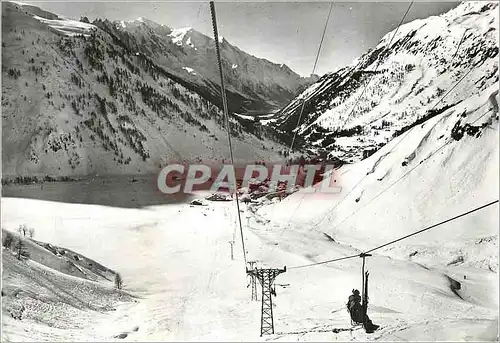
(21, 1, 460, 77)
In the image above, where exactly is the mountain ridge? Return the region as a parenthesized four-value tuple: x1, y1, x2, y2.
(93, 15, 318, 114)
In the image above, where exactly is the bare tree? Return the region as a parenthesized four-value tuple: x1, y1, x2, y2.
(18, 224, 27, 237)
(114, 273, 123, 290)
(28, 227, 35, 239)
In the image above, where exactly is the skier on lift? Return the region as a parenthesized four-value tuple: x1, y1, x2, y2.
(347, 289, 363, 324)
(346, 289, 379, 333)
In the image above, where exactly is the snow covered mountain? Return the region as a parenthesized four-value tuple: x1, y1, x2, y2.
(273, 1, 499, 163)
(1, 1, 297, 178)
(93, 17, 318, 115)
(1, 2, 498, 341)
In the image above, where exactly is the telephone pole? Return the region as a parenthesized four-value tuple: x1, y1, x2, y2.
(246, 266, 286, 336)
(247, 261, 258, 301)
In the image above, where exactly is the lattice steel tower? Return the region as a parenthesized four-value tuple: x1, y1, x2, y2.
(246, 266, 286, 336)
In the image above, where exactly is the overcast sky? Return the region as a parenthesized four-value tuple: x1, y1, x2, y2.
(22, 1, 459, 76)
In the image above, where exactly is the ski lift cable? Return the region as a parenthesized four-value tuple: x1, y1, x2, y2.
(470, 108, 494, 125)
(288, 2, 334, 156)
(144, 129, 186, 165)
(306, 124, 414, 232)
(364, 199, 499, 254)
(289, 199, 499, 269)
(210, 1, 247, 266)
(165, 4, 469, 166)
(284, 114, 434, 241)
(330, 138, 453, 228)
(449, 14, 486, 65)
(284, 74, 488, 275)
(285, 1, 415, 233)
(263, 3, 334, 257)
(282, 1, 495, 274)
(289, 253, 360, 270)
(450, 30, 467, 64)
(290, 139, 453, 267)
(340, 1, 413, 131)
(267, 1, 429, 240)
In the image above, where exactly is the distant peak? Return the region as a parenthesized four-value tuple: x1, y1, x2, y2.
(169, 27, 193, 45)
(127, 17, 146, 23)
(125, 16, 165, 28)
(176, 27, 193, 33)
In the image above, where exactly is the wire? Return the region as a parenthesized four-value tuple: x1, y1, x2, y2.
(470, 108, 493, 125)
(309, 129, 413, 231)
(282, 0, 472, 232)
(341, 2, 413, 130)
(327, 139, 453, 232)
(289, 199, 498, 269)
(288, 2, 414, 232)
(305, 0, 469, 228)
(312, 3, 333, 77)
(291, 105, 494, 267)
(450, 30, 467, 64)
(364, 199, 499, 254)
(288, 2, 334, 156)
(264, 3, 334, 253)
(289, 253, 359, 270)
(210, 1, 247, 266)
(331, 106, 495, 231)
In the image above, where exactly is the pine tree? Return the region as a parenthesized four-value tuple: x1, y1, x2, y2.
(15, 239, 29, 260)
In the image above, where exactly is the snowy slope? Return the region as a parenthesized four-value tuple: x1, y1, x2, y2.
(1, 233, 136, 342)
(2, 87, 498, 339)
(273, 1, 498, 162)
(1, 160, 497, 342)
(32, 15, 97, 36)
(249, 77, 498, 340)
